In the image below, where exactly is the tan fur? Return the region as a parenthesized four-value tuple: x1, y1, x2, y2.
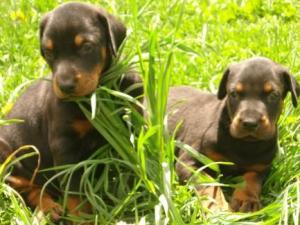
(74, 35, 84, 47)
(71, 120, 92, 138)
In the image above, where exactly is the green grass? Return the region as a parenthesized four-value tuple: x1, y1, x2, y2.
(0, 0, 300, 224)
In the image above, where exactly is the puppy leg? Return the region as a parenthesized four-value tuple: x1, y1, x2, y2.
(66, 195, 92, 225)
(176, 151, 229, 211)
(230, 172, 262, 212)
(176, 150, 200, 183)
(7, 176, 63, 221)
(50, 136, 94, 223)
(0, 137, 12, 162)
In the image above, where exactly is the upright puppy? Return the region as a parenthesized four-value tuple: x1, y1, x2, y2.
(0, 2, 142, 221)
(168, 57, 299, 212)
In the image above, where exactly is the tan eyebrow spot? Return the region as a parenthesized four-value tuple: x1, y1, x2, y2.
(75, 74, 82, 80)
(264, 82, 273, 93)
(235, 82, 244, 93)
(261, 115, 270, 126)
(74, 35, 84, 46)
(45, 39, 53, 50)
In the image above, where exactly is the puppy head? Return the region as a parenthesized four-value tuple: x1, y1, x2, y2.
(39, 2, 126, 98)
(218, 57, 299, 141)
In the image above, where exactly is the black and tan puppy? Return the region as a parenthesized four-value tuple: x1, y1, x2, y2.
(0, 2, 142, 221)
(168, 57, 299, 212)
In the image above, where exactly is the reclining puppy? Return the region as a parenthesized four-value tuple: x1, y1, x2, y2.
(167, 57, 299, 212)
(0, 2, 142, 222)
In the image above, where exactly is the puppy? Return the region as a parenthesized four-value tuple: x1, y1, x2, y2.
(0, 2, 142, 222)
(167, 57, 299, 212)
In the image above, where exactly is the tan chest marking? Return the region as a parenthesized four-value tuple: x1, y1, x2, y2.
(71, 119, 93, 138)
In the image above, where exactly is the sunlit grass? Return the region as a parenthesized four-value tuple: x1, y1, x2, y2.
(0, 0, 299, 224)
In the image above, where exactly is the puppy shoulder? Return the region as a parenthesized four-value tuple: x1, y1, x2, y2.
(5, 77, 52, 119)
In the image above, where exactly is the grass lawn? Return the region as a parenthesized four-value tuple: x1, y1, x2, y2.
(0, 0, 299, 224)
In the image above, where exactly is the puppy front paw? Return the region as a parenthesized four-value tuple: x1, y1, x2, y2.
(28, 188, 63, 221)
(35, 197, 64, 222)
(230, 189, 261, 212)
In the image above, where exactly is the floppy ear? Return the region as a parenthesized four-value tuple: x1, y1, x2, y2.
(281, 70, 300, 107)
(39, 14, 50, 40)
(217, 68, 230, 99)
(39, 13, 51, 57)
(97, 9, 127, 57)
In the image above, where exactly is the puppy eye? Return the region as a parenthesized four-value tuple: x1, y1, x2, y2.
(268, 92, 281, 101)
(43, 49, 54, 61)
(80, 42, 94, 54)
(229, 91, 238, 98)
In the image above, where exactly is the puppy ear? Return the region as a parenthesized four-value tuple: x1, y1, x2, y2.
(39, 13, 51, 41)
(39, 13, 51, 57)
(97, 9, 126, 56)
(217, 68, 230, 99)
(282, 70, 300, 107)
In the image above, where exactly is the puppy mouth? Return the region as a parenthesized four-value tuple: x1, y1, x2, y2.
(231, 130, 260, 141)
(53, 71, 101, 99)
(55, 92, 87, 99)
(51, 62, 104, 99)
(230, 112, 275, 141)
(52, 81, 97, 99)
(229, 127, 274, 141)
(54, 88, 96, 99)
(242, 134, 260, 142)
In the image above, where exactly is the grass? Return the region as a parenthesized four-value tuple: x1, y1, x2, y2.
(0, 0, 300, 224)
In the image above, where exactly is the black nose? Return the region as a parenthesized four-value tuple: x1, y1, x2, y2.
(58, 81, 75, 94)
(242, 118, 259, 130)
(58, 80, 75, 94)
(55, 63, 77, 94)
